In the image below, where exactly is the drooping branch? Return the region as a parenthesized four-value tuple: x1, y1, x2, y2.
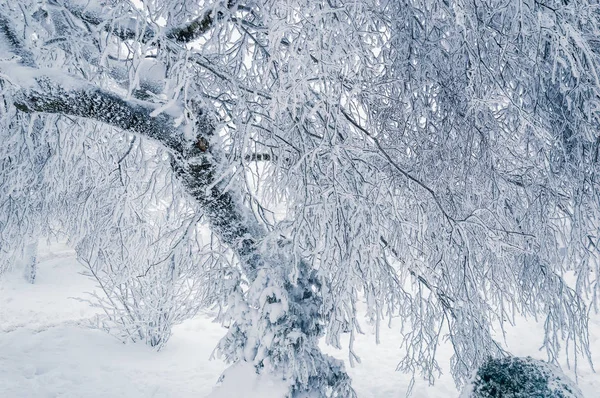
(379, 236, 456, 318)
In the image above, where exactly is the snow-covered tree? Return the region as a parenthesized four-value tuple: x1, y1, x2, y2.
(460, 356, 583, 398)
(0, 0, 599, 396)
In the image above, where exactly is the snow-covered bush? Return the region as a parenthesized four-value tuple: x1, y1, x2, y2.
(66, 136, 229, 350)
(216, 239, 355, 397)
(74, 194, 234, 350)
(79, 248, 207, 350)
(461, 357, 583, 398)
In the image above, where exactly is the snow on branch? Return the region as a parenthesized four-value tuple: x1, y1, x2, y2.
(52, 0, 155, 42)
(0, 14, 35, 67)
(8, 67, 186, 154)
(166, 0, 240, 43)
(54, 0, 239, 44)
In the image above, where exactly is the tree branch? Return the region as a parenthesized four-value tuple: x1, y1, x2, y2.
(51, 0, 155, 42)
(166, 0, 240, 43)
(379, 236, 456, 318)
(0, 13, 36, 67)
(6, 66, 264, 277)
(340, 107, 455, 223)
(54, 0, 240, 44)
(12, 74, 185, 153)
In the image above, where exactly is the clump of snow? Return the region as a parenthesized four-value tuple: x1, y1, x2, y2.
(0, 62, 86, 91)
(208, 362, 289, 398)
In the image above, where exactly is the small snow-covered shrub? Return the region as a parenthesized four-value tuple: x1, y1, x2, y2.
(77, 223, 233, 350)
(74, 197, 233, 350)
(460, 356, 583, 398)
(80, 253, 197, 350)
(61, 135, 233, 350)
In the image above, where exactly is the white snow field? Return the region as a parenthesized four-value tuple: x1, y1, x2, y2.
(1, 242, 599, 397)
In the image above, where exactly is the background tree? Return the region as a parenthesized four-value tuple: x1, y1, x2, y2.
(0, 0, 599, 396)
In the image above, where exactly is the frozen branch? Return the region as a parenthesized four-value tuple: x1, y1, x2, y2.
(54, 0, 240, 44)
(0, 13, 35, 67)
(11, 72, 185, 153)
(52, 0, 155, 42)
(340, 107, 455, 223)
(166, 0, 240, 43)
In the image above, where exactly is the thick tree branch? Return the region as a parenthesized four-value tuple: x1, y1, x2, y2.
(166, 0, 240, 43)
(0, 7, 264, 275)
(54, 0, 239, 44)
(12, 75, 185, 153)
(165, 9, 216, 43)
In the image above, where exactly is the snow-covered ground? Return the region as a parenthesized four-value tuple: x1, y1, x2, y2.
(1, 242, 598, 397)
